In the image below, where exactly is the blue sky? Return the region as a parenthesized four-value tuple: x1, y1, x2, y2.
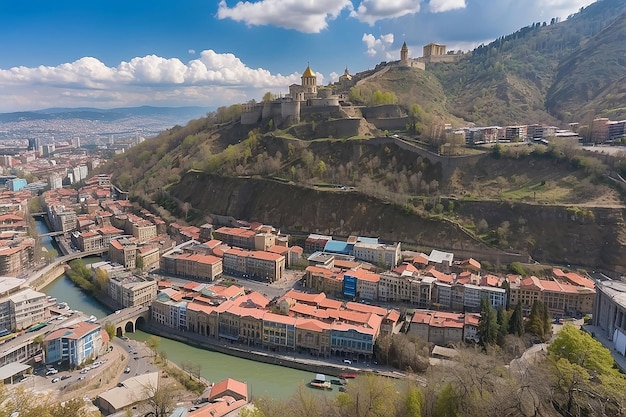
(0, 0, 595, 112)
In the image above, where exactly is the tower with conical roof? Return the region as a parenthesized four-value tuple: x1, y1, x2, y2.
(301, 64, 317, 95)
(401, 42, 409, 64)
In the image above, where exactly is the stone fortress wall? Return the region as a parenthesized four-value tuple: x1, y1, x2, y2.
(240, 41, 463, 132)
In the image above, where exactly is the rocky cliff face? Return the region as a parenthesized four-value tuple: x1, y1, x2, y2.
(169, 172, 626, 272)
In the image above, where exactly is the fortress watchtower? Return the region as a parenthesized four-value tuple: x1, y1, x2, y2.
(401, 42, 409, 64)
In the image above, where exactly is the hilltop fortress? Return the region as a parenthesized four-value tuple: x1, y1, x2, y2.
(240, 42, 463, 132)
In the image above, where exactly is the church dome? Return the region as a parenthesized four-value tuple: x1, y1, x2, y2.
(302, 65, 315, 77)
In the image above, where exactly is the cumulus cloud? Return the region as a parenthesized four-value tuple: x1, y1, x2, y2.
(362, 33, 394, 59)
(0, 51, 302, 111)
(352, 0, 422, 25)
(216, 0, 353, 33)
(429, 0, 466, 13)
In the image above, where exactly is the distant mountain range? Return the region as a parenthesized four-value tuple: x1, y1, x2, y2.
(0, 106, 212, 124)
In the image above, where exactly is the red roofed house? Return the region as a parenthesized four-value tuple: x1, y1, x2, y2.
(304, 265, 344, 296)
(552, 268, 595, 289)
(408, 310, 472, 345)
(509, 275, 595, 316)
(185, 378, 248, 417)
(44, 322, 107, 367)
(213, 227, 257, 249)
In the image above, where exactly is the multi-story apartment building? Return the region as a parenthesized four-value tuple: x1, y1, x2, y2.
(353, 241, 401, 268)
(0, 238, 34, 275)
(223, 248, 285, 282)
(213, 227, 257, 249)
(262, 312, 296, 351)
(109, 238, 137, 269)
(76, 231, 103, 251)
(44, 322, 105, 367)
(107, 273, 157, 309)
(505, 125, 528, 141)
(304, 265, 344, 296)
(378, 270, 413, 303)
(48, 205, 77, 232)
(409, 277, 436, 309)
(296, 319, 331, 356)
(9, 289, 46, 331)
(433, 282, 452, 310)
(509, 276, 595, 317)
(330, 321, 378, 357)
(304, 234, 331, 253)
(408, 310, 480, 345)
(131, 220, 157, 242)
(137, 245, 160, 271)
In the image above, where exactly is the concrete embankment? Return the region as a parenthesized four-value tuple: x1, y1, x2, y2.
(143, 323, 355, 378)
(29, 264, 67, 291)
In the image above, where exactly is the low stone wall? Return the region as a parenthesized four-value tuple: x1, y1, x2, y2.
(361, 104, 403, 119)
(368, 117, 409, 130)
(315, 118, 363, 139)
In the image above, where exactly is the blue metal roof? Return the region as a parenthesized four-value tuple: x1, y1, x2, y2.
(324, 240, 352, 254)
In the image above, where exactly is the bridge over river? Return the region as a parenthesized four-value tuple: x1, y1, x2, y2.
(97, 306, 150, 337)
(27, 248, 107, 291)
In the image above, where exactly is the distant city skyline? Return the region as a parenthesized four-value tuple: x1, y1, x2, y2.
(0, 0, 595, 112)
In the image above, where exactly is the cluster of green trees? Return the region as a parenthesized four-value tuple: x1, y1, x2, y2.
(479, 297, 553, 347)
(66, 260, 108, 296)
(349, 88, 398, 106)
(242, 325, 626, 417)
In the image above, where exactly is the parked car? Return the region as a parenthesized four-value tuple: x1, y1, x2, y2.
(124, 367, 131, 374)
(51, 377, 60, 383)
(46, 369, 58, 375)
(343, 359, 352, 365)
(60, 375, 71, 380)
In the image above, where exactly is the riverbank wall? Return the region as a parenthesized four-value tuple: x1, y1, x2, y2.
(29, 264, 66, 291)
(143, 323, 353, 378)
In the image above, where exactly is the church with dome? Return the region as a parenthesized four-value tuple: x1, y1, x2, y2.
(241, 63, 341, 126)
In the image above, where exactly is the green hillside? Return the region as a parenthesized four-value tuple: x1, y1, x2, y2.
(430, 0, 626, 125)
(546, 9, 626, 122)
(101, 0, 626, 272)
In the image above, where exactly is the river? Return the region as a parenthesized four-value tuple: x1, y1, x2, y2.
(34, 220, 323, 400)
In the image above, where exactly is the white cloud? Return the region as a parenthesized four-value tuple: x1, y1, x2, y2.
(188, 49, 196, 55)
(362, 33, 394, 59)
(0, 51, 303, 111)
(429, 0, 466, 13)
(352, 0, 422, 25)
(216, 0, 353, 33)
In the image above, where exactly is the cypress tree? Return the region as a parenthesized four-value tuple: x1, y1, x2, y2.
(478, 297, 499, 345)
(508, 302, 524, 336)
